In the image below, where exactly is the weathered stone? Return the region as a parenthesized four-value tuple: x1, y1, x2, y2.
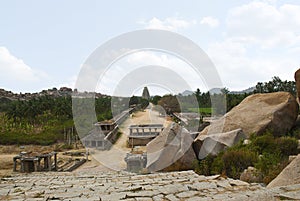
(228, 179, 250, 186)
(194, 128, 246, 159)
(215, 180, 232, 189)
(159, 184, 189, 195)
(176, 190, 199, 198)
(188, 181, 217, 191)
(165, 194, 180, 201)
(295, 68, 300, 102)
(152, 194, 164, 201)
(3, 169, 300, 201)
(240, 166, 263, 183)
(147, 123, 196, 172)
(197, 92, 298, 138)
(267, 154, 300, 188)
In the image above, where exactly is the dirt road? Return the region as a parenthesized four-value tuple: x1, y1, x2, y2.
(76, 104, 171, 172)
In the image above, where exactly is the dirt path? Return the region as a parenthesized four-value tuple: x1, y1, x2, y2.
(76, 104, 172, 172)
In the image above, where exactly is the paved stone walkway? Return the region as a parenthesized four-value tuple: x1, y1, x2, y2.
(1, 170, 300, 201)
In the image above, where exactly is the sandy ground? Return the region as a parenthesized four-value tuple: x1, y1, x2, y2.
(75, 104, 172, 173)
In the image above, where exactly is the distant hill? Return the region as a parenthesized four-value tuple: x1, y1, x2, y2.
(0, 87, 105, 100)
(209, 88, 222, 94)
(181, 90, 194, 96)
(229, 87, 255, 94)
(180, 87, 256, 96)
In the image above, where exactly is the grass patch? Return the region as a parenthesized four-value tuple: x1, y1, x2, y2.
(188, 107, 213, 115)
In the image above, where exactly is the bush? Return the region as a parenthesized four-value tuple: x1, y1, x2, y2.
(255, 152, 288, 184)
(251, 132, 277, 154)
(221, 149, 258, 179)
(193, 130, 299, 184)
(251, 132, 299, 156)
(276, 137, 298, 156)
(193, 155, 215, 176)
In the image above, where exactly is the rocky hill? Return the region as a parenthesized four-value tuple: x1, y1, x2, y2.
(0, 87, 105, 101)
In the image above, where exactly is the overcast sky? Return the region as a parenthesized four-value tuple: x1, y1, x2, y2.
(1, 0, 300, 95)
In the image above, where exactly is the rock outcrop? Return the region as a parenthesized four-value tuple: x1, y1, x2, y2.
(294, 68, 300, 102)
(267, 154, 300, 188)
(198, 92, 298, 138)
(146, 123, 196, 172)
(193, 128, 246, 159)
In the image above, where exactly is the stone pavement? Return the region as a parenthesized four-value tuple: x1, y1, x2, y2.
(1, 170, 300, 201)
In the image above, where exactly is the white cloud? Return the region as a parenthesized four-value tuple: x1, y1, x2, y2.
(204, 1, 300, 91)
(139, 17, 197, 31)
(207, 39, 299, 91)
(0, 46, 48, 91)
(200, 16, 220, 28)
(226, 1, 300, 48)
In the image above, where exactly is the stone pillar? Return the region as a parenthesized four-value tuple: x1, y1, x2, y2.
(20, 159, 24, 173)
(13, 158, 17, 172)
(44, 157, 48, 170)
(295, 68, 300, 103)
(37, 159, 41, 171)
(48, 156, 51, 171)
(54, 153, 57, 171)
(33, 159, 38, 172)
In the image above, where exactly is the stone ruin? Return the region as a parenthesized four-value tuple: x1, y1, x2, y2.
(13, 152, 57, 173)
(128, 124, 164, 147)
(124, 152, 147, 173)
(82, 108, 134, 150)
(82, 120, 119, 150)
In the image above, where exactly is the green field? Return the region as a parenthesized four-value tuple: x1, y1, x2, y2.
(188, 108, 213, 114)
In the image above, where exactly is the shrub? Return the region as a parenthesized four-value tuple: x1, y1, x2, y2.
(193, 154, 215, 176)
(221, 149, 258, 179)
(251, 132, 277, 154)
(255, 152, 288, 184)
(276, 137, 298, 156)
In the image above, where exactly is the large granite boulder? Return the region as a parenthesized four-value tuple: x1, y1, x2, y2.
(198, 92, 298, 138)
(193, 128, 246, 159)
(267, 154, 300, 188)
(295, 68, 300, 102)
(146, 123, 196, 172)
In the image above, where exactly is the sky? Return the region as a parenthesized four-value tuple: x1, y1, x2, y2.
(1, 0, 300, 95)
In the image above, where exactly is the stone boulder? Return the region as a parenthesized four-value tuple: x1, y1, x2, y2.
(294, 68, 300, 102)
(267, 154, 300, 188)
(193, 128, 246, 159)
(198, 92, 298, 138)
(240, 166, 263, 183)
(146, 123, 196, 172)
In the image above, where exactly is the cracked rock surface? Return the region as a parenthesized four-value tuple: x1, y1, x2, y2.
(1, 170, 300, 201)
